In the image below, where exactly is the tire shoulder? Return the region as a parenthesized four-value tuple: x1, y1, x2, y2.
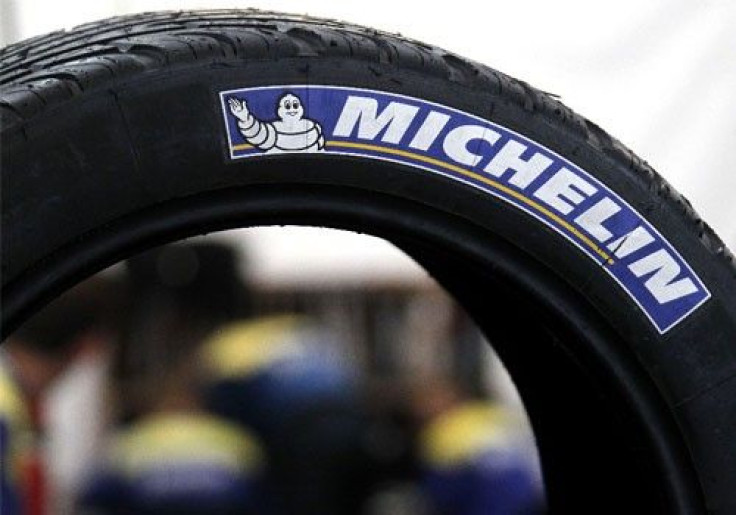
(1, 9, 733, 274)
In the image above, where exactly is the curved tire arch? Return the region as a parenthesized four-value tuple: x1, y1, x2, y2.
(2, 11, 735, 513)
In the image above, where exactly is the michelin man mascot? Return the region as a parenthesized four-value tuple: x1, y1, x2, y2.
(229, 92, 325, 154)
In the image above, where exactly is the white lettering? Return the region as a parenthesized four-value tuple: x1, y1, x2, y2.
(443, 125, 501, 167)
(409, 111, 451, 151)
(629, 249, 698, 304)
(607, 226, 655, 259)
(333, 96, 419, 144)
(484, 140, 553, 189)
(533, 168, 598, 215)
(574, 197, 621, 242)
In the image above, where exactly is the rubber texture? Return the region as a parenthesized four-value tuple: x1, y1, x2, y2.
(2, 10, 736, 514)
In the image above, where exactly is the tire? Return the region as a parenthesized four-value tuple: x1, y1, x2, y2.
(1, 10, 735, 514)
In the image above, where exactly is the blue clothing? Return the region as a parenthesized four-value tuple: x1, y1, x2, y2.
(206, 353, 354, 439)
(201, 318, 368, 515)
(0, 421, 22, 515)
(201, 317, 356, 440)
(0, 356, 30, 515)
(420, 402, 542, 515)
(424, 448, 540, 515)
(79, 413, 265, 515)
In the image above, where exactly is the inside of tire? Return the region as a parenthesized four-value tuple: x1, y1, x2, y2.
(2, 184, 705, 513)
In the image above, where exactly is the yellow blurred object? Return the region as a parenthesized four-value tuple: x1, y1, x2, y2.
(110, 412, 263, 477)
(200, 316, 305, 380)
(420, 402, 511, 469)
(0, 359, 32, 484)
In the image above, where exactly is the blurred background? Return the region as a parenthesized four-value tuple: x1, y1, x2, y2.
(1, 1, 733, 514)
(2, 233, 545, 514)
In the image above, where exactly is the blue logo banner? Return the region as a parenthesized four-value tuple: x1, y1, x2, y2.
(220, 85, 710, 334)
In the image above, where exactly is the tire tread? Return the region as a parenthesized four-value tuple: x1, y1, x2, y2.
(1, 9, 733, 270)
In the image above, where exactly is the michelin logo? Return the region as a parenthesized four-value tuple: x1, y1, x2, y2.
(228, 92, 324, 153)
(221, 85, 710, 333)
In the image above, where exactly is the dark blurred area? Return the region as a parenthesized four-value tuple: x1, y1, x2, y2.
(1, 232, 545, 515)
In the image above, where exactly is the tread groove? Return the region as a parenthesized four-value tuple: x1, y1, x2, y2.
(0, 9, 732, 270)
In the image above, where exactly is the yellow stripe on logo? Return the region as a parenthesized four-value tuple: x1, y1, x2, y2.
(229, 139, 612, 264)
(326, 140, 614, 264)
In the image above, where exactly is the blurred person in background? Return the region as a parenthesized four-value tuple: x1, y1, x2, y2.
(107, 240, 397, 514)
(77, 345, 266, 515)
(413, 376, 543, 515)
(1, 278, 120, 515)
(115, 242, 250, 423)
(200, 316, 383, 515)
(74, 242, 268, 514)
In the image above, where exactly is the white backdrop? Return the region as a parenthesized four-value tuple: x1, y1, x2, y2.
(1, 0, 734, 280)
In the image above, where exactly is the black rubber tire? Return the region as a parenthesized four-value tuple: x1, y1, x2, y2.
(2, 10, 735, 514)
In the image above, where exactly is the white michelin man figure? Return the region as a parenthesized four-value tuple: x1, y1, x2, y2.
(228, 92, 325, 153)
